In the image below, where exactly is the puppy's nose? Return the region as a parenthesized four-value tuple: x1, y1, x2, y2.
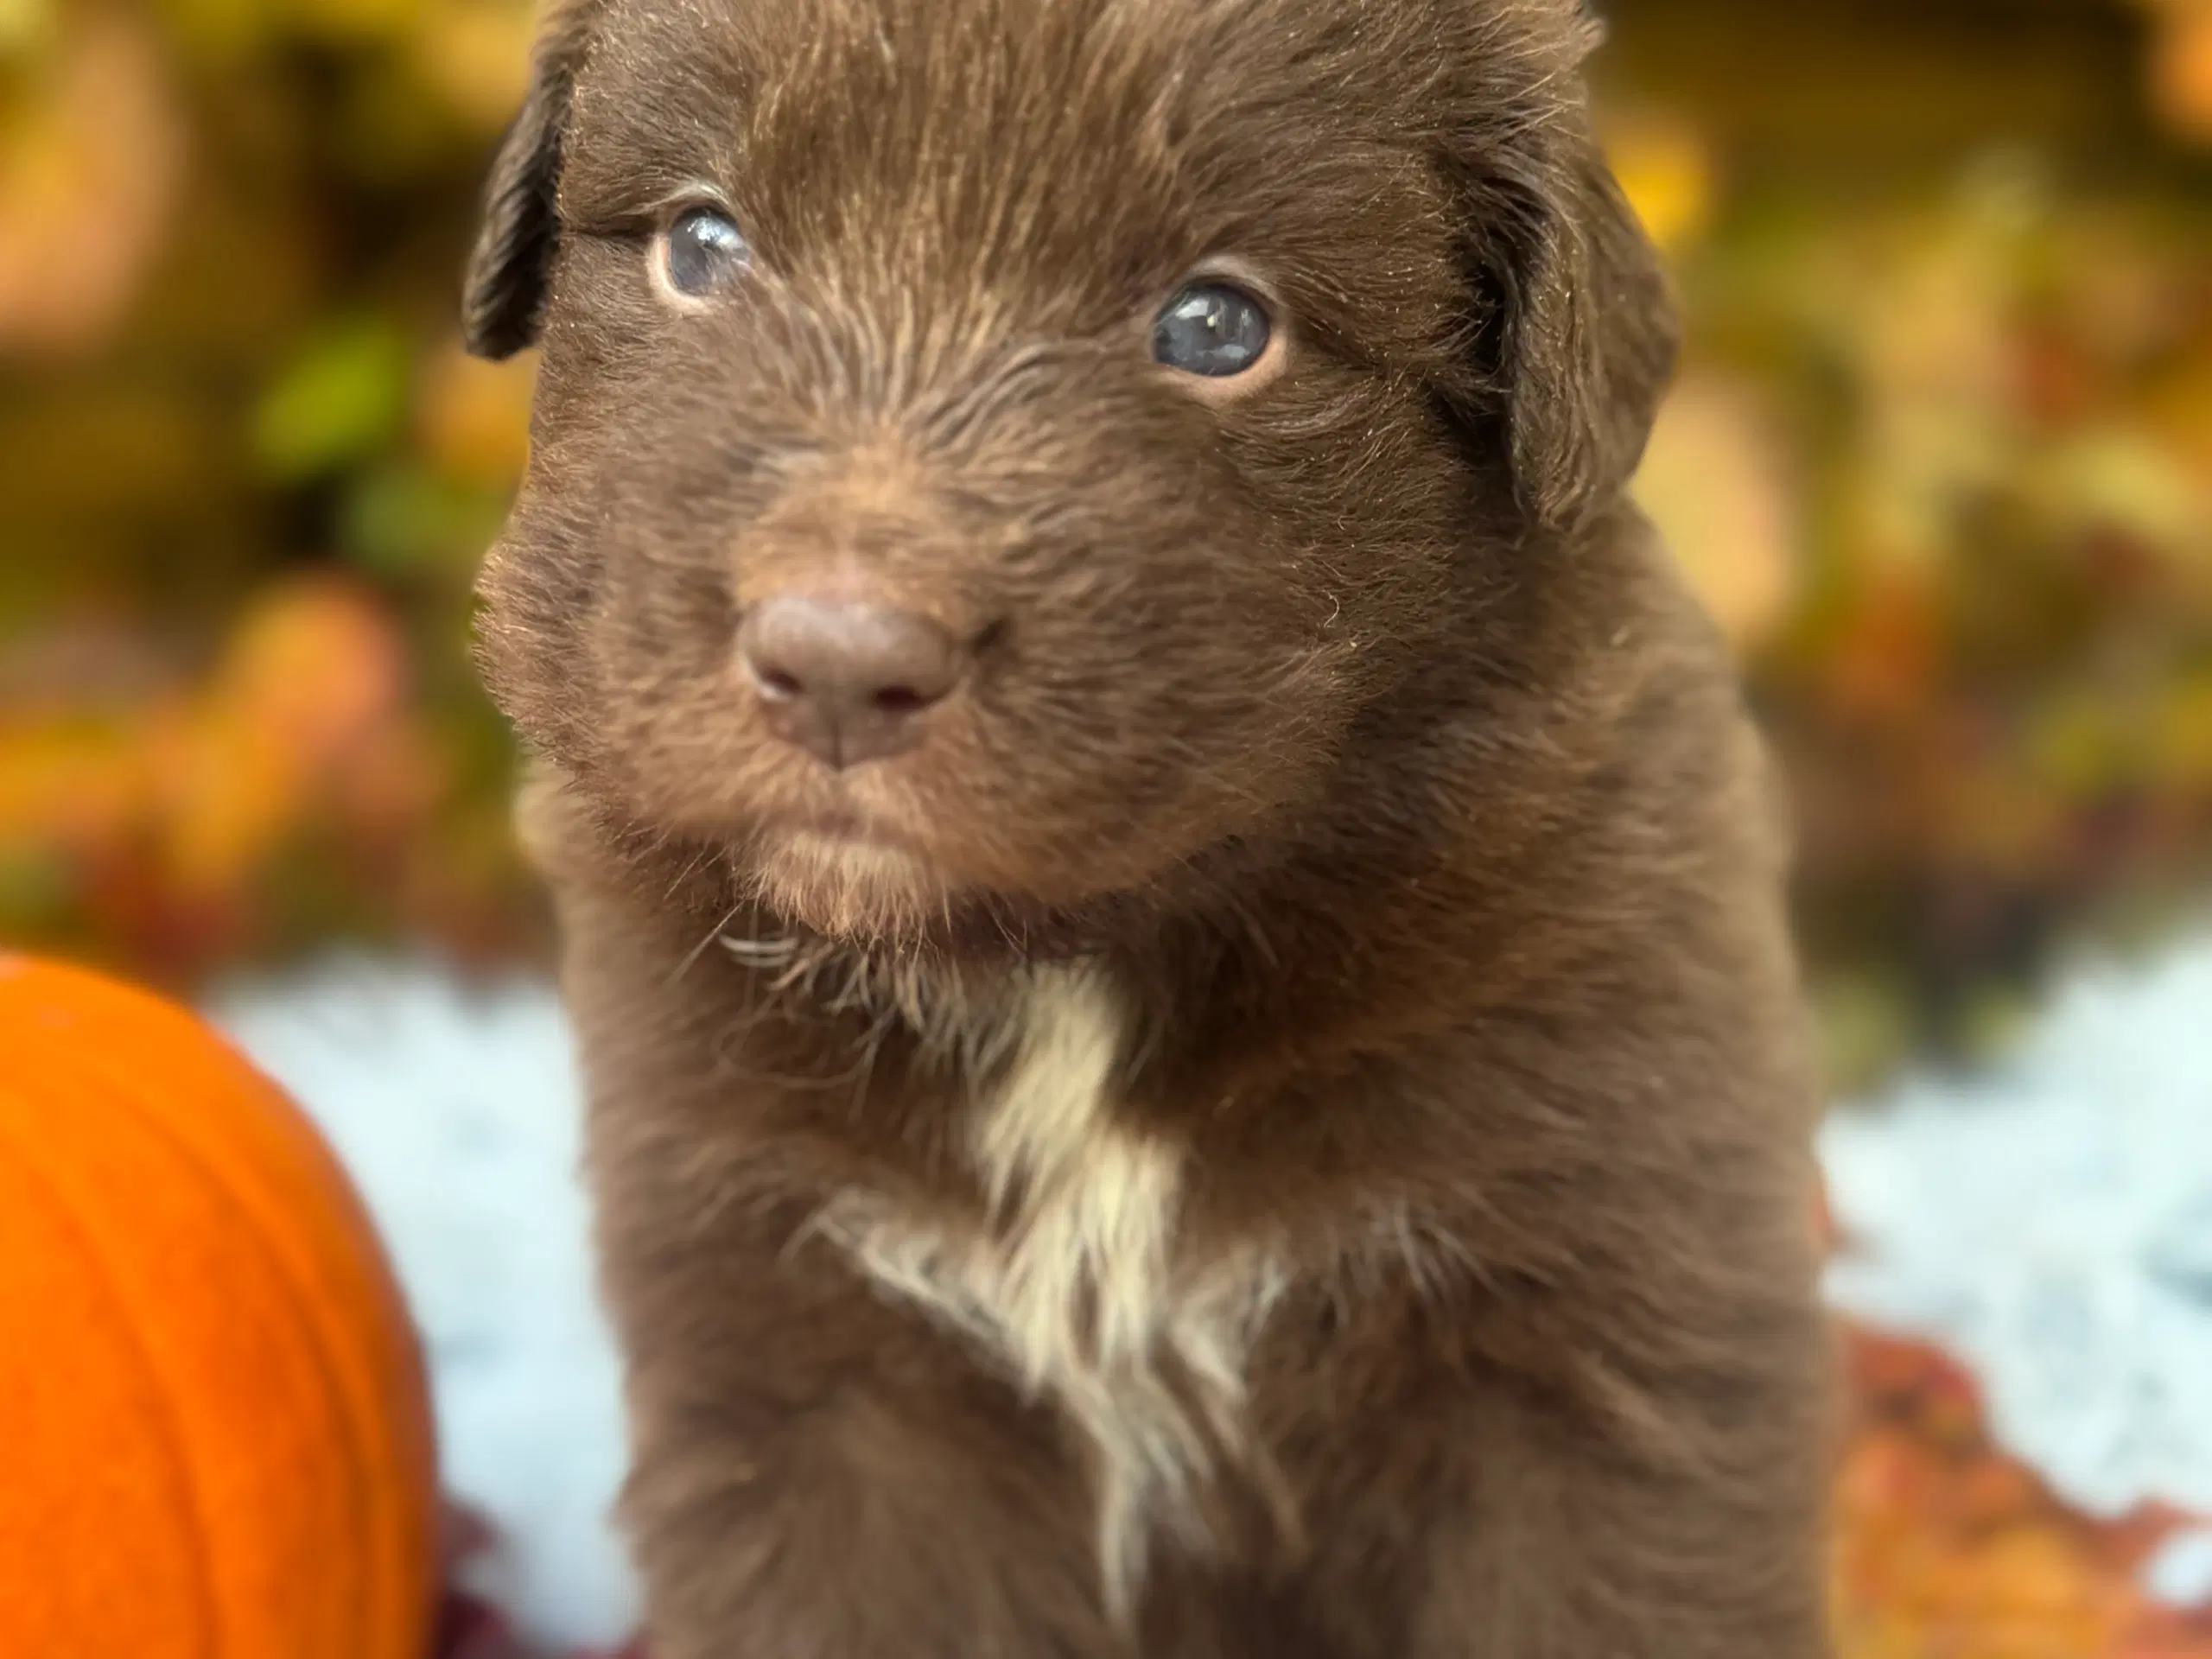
(738, 594, 963, 769)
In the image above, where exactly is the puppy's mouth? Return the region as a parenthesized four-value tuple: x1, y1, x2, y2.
(742, 808, 960, 942)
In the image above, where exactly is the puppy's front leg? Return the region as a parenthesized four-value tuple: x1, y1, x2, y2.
(531, 834, 1126, 1659)
(608, 1205, 1121, 1659)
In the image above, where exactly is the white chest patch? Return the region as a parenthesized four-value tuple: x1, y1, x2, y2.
(813, 965, 1286, 1616)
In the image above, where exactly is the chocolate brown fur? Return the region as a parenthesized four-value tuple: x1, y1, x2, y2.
(464, 0, 1836, 1653)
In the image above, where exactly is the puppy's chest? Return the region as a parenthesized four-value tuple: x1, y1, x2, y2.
(812, 967, 1288, 1609)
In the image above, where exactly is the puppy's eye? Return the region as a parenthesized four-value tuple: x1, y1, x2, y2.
(659, 207, 751, 300)
(1151, 283, 1271, 378)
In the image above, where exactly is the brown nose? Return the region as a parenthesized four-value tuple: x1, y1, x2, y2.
(737, 594, 963, 769)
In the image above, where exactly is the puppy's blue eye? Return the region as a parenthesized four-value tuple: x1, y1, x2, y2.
(1152, 283, 1271, 377)
(662, 207, 750, 299)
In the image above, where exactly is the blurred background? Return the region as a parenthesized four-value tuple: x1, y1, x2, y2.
(2, 0, 2209, 1652)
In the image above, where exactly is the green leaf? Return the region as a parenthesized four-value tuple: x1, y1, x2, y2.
(339, 463, 506, 577)
(250, 315, 412, 482)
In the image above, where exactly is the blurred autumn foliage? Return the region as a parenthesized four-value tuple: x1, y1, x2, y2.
(1, 0, 542, 979)
(2, 0, 2210, 1079)
(1597, 0, 2212, 1083)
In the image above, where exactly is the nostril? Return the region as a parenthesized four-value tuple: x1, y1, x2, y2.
(754, 664, 804, 702)
(871, 684, 933, 717)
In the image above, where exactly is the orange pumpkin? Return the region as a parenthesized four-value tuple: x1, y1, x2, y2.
(0, 953, 438, 1658)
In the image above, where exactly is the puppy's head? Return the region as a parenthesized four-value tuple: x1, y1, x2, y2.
(466, 0, 1674, 946)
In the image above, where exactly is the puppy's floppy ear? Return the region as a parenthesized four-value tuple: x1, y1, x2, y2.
(1449, 36, 1679, 531)
(1501, 133, 1676, 529)
(461, 0, 596, 359)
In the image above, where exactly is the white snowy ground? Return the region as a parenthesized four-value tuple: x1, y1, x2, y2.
(211, 964, 639, 1650)
(1818, 933, 2212, 1607)
(207, 932, 2212, 1649)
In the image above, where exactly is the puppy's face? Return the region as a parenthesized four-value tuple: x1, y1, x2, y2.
(467, 0, 1672, 944)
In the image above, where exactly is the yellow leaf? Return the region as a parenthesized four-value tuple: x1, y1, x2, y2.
(155, 703, 298, 897)
(0, 9, 185, 356)
(409, 0, 534, 130)
(1599, 110, 1716, 256)
(416, 333, 537, 487)
(0, 0, 55, 58)
(2148, 1, 2212, 145)
(0, 718, 147, 849)
(1631, 372, 1800, 652)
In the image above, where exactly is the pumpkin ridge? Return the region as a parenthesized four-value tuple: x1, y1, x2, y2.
(0, 1096, 223, 1659)
(84, 1059, 379, 1652)
(10, 1015, 427, 1657)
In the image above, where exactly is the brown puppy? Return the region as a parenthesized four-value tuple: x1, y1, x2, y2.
(461, 0, 1835, 1654)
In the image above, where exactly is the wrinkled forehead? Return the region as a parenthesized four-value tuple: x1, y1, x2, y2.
(561, 0, 1458, 321)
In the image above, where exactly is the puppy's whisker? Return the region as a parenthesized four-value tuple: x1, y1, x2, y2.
(719, 932, 801, 968)
(669, 902, 746, 987)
